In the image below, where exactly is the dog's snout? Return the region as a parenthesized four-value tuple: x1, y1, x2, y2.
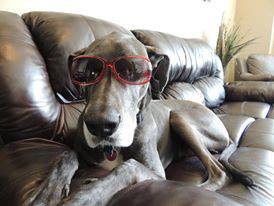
(84, 113, 120, 137)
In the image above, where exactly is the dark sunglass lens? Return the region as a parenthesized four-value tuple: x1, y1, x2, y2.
(72, 58, 103, 83)
(115, 59, 136, 81)
(115, 58, 151, 83)
(86, 59, 103, 81)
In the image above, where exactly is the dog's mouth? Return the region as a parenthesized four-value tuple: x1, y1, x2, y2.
(78, 136, 119, 163)
(81, 123, 118, 157)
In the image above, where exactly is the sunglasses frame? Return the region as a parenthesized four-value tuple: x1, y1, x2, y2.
(71, 55, 152, 86)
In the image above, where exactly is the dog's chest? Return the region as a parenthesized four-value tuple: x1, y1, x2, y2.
(97, 149, 124, 171)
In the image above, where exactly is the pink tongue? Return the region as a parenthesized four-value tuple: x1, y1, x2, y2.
(105, 149, 117, 161)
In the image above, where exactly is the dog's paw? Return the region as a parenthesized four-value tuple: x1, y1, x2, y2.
(122, 159, 162, 183)
(135, 169, 162, 183)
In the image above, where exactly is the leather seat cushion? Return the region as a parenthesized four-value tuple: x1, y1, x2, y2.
(218, 102, 271, 119)
(240, 119, 274, 152)
(165, 145, 274, 206)
(217, 114, 255, 144)
(165, 156, 207, 185)
(218, 147, 274, 206)
(165, 154, 222, 185)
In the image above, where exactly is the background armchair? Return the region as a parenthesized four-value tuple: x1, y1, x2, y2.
(235, 54, 274, 81)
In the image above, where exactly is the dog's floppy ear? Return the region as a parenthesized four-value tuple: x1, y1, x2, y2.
(137, 46, 167, 119)
(145, 46, 170, 98)
(146, 46, 166, 68)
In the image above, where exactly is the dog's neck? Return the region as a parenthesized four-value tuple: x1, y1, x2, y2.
(136, 111, 143, 124)
(137, 88, 152, 125)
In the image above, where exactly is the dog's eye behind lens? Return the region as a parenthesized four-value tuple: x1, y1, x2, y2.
(86, 59, 103, 81)
(71, 59, 88, 82)
(72, 58, 103, 83)
(116, 59, 149, 82)
(115, 59, 136, 81)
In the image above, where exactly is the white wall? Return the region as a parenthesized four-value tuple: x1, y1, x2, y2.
(0, 0, 229, 48)
(269, 16, 274, 55)
(234, 0, 274, 57)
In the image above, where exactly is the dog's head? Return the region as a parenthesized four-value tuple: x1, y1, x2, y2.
(69, 32, 165, 150)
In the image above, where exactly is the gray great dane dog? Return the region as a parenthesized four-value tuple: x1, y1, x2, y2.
(17, 32, 254, 206)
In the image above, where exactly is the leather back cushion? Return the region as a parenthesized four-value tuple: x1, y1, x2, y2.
(132, 30, 225, 108)
(22, 11, 133, 101)
(0, 11, 61, 142)
(160, 82, 205, 105)
(247, 54, 274, 75)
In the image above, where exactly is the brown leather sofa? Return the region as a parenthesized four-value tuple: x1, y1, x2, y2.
(0, 11, 273, 206)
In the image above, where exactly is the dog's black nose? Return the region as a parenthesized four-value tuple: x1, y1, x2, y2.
(84, 114, 120, 137)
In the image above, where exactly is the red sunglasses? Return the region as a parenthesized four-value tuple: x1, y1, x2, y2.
(70, 55, 152, 86)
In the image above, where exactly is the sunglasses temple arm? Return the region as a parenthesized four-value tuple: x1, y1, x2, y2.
(56, 92, 85, 104)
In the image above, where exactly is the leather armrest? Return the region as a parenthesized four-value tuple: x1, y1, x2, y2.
(225, 81, 274, 103)
(239, 73, 274, 81)
(235, 58, 247, 81)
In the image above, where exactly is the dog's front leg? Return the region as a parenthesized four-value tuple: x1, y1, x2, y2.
(131, 139, 166, 179)
(60, 159, 160, 206)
